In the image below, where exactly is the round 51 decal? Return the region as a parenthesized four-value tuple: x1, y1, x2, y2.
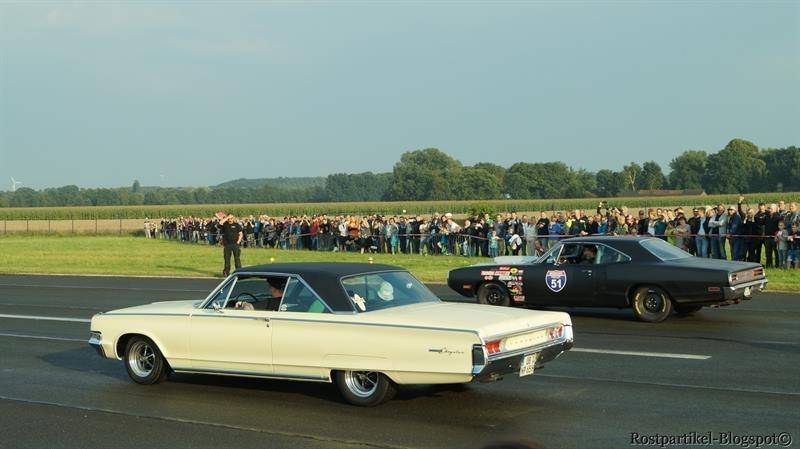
(545, 270, 567, 292)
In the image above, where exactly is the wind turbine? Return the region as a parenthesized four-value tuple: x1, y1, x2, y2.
(9, 176, 22, 192)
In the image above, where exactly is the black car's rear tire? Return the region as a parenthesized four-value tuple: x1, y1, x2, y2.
(631, 286, 673, 323)
(675, 305, 703, 316)
(124, 336, 168, 385)
(477, 282, 511, 307)
(335, 370, 396, 406)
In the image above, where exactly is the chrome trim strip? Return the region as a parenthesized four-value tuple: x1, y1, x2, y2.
(487, 336, 570, 362)
(268, 316, 481, 337)
(190, 314, 268, 321)
(483, 322, 564, 343)
(171, 367, 331, 383)
(103, 313, 189, 317)
(728, 279, 768, 291)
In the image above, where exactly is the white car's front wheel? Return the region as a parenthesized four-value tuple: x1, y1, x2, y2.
(124, 336, 168, 385)
(335, 370, 396, 406)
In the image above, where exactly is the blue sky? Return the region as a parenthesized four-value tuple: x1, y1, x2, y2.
(1, 1, 798, 189)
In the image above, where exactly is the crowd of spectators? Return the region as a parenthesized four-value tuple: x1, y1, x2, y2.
(143, 197, 800, 269)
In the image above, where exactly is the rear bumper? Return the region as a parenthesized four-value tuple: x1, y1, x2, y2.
(472, 326, 573, 382)
(724, 279, 767, 301)
(675, 279, 768, 307)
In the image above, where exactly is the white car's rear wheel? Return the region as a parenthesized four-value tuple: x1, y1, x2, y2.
(336, 370, 396, 406)
(124, 336, 167, 385)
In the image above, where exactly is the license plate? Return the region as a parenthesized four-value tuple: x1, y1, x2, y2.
(519, 353, 538, 377)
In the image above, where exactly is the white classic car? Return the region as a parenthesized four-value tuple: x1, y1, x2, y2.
(89, 263, 574, 406)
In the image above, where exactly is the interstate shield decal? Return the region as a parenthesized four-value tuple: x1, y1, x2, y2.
(545, 270, 567, 292)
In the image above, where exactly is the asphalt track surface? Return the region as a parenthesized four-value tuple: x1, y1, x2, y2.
(0, 274, 798, 449)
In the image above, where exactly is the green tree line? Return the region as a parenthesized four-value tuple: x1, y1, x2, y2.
(1, 139, 797, 208)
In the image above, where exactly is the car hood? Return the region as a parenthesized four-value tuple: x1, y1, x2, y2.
(105, 299, 202, 315)
(362, 302, 571, 339)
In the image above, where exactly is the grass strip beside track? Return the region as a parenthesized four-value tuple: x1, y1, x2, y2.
(0, 236, 796, 291)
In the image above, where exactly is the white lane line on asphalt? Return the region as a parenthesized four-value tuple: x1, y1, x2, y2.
(0, 332, 85, 342)
(0, 313, 90, 323)
(0, 283, 208, 293)
(572, 348, 711, 360)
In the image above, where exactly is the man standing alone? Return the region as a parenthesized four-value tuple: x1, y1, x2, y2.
(221, 214, 243, 277)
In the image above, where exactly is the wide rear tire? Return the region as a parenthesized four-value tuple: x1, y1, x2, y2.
(477, 282, 511, 307)
(631, 286, 673, 323)
(124, 336, 168, 385)
(335, 370, 396, 407)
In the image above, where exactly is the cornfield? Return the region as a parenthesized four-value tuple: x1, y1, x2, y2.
(0, 193, 797, 220)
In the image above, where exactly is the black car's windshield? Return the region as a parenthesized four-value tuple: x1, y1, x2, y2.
(341, 271, 440, 312)
(641, 238, 692, 261)
(536, 243, 563, 264)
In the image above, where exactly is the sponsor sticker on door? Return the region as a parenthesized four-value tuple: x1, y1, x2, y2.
(545, 270, 567, 292)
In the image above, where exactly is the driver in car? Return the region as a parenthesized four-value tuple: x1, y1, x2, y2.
(234, 278, 285, 311)
(579, 245, 597, 264)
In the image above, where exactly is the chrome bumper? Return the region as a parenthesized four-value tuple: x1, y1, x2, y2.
(472, 325, 573, 382)
(88, 332, 105, 358)
(725, 279, 767, 300)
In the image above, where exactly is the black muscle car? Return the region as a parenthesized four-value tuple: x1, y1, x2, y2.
(447, 236, 768, 322)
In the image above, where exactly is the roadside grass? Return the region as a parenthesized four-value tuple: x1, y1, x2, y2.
(0, 235, 796, 291)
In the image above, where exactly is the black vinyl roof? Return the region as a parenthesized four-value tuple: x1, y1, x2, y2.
(233, 262, 405, 312)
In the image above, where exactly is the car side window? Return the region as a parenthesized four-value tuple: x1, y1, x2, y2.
(227, 275, 288, 311)
(279, 278, 330, 313)
(596, 246, 631, 264)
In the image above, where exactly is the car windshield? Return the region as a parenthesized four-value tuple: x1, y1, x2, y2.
(341, 271, 440, 312)
(536, 243, 563, 264)
(641, 238, 692, 261)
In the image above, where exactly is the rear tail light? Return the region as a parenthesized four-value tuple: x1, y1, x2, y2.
(485, 339, 502, 355)
(729, 273, 738, 283)
(548, 325, 564, 340)
(753, 268, 763, 277)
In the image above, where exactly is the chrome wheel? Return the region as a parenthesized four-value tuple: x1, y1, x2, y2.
(128, 340, 155, 378)
(343, 371, 379, 398)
